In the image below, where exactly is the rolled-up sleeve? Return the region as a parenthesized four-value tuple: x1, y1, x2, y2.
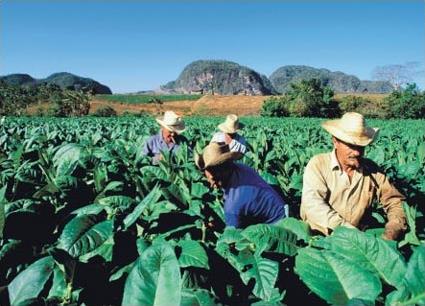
(301, 159, 354, 235)
(229, 138, 247, 154)
(376, 172, 406, 229)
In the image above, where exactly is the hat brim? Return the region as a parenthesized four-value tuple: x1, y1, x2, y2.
(194, 151, 239, 170)
(218, 122, 244, 134)
(322, 120, 379, 146)
(156, 118, 186, 134)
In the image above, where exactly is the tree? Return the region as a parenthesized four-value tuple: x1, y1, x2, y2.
(372, 62, 424, 90)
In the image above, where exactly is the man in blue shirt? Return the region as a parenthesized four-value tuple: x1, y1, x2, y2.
(142, 111, 189, 163)
(195, 143, 287, 228)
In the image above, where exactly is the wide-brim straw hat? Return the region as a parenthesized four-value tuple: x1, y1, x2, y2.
(322, 112, 379, 146)
(195, 143, 240, 170)
(218, 114, 245, 134)
(156, 111, 186, 134)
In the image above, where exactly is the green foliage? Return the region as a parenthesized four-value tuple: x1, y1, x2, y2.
(93, 105, 117, 117)
(50, 89, 90, 117)
(260, 97, 289, 117)
(0, 116, 423, 305)
(384, 83, 425, 119)
(261, 79, 339, 117)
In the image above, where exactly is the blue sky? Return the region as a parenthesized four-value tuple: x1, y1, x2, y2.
(1, 1, 424, 93)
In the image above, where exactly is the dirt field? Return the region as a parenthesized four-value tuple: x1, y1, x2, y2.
(25, 93, 387, 116)
(90, 95, 270, 116)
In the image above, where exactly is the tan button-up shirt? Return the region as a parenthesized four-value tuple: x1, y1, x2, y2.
(300, 150, 406, 235)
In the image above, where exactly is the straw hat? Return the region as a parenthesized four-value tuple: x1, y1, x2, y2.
(218, 114, 244, 134)
(156, 111, 186, 134)
(195, 143, 240, 170)
(322, 112, 379, 146)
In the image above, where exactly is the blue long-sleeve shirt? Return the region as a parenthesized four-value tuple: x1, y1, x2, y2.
(223, 163, 286, 228)
(142, 131, 189, 163)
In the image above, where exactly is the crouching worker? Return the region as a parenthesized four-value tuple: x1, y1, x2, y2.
(195, 143, 287, 229)
(210, 114, 248, 157)
(142, 111, 189, 164)
(301, 112, 406, 240)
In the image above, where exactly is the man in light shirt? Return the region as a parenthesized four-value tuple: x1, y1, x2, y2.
(210, 114, 247, 158)
(142, 111, 189, 164)
(196, 143, 287, 229)
(301, 112, 406, 240)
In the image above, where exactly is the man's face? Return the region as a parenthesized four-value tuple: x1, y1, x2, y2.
(204, 169, 222, 189)
(333, 137, 365, 169)
(162, 128, 176, 144)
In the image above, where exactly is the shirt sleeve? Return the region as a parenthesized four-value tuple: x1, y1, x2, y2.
(301, 158, 354, 235)
(142, 138, 152, 156)
(229, 136, 247, 154)
(375, 172, 406, 229)
(210, 132, 225, 144)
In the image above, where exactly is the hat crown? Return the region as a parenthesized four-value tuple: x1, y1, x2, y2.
(161, 111, 183, 126)
(219, 114, 241, 133)
(203, 143, 230, 165)
(340, 112, 367, 134)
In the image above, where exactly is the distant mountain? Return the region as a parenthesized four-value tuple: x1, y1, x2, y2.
(161, 60, 277, 95)
(269, 65, 393, 93)
(0, 72, 112, 94)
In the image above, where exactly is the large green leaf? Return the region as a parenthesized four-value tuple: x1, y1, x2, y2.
(178, 240, 209, 269)
(58, 214, 113, 258)
(239, 252, 281, 302)
(325, 227, 406, 288)
(242, 224, 298, 256)
(124, 185, 162, 230)
(386, 245, 425, 306)
(8, 256, 55, 305)
(0, 186, 5, 238)
(52, 143, 83, 176)
(295, 247, 381, 305)
(122, 241, 181, 306)
(47, 266, 67, 299)
(274, 217, 311, 242)
(180, 289, 217, 306)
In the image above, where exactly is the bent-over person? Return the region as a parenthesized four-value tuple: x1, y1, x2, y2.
(196, 143, 287, 229)
(210, 114, 247, 157)
(300, 112, 406, 240)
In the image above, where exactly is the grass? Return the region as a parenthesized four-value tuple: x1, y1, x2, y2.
(96, 94, 203, 104)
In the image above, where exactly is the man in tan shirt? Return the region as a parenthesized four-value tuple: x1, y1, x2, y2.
(300, 112, 406, 240)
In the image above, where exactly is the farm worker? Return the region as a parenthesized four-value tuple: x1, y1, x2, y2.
(210, 114, 248, 158)
(300, 112, 406, 240)
(142, 111, 189, 164)
(195, 142, 288, 229)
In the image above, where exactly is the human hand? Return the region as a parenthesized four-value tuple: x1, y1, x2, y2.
(382, 220, 404, 241)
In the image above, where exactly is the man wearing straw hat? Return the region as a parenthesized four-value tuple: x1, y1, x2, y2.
(142, 111, 189, 163)
(196, 142, 287, 228)
(301, 112, 406, 240)
(210, 114, 247, 157)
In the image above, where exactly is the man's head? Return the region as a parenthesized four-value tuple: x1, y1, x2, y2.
(332, 136, 365, 169)
(195, 143, 240, 188)
(161, 128, 177, 144)
(156, 111, 186, 141)
(204, 162, 234, 189)
(322, 112, 379, 169)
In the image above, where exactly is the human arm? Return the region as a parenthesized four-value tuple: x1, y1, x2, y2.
(375, 172, 407, 240)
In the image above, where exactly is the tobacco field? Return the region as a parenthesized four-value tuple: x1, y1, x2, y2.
(0, 116, 424, 306)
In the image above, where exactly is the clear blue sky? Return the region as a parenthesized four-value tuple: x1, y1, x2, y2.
(1, 1, 424, 93)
